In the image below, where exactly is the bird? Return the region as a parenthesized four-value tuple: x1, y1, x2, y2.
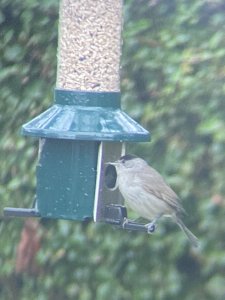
(108, 154, 199, 247)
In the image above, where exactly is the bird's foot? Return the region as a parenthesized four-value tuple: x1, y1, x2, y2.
(145, 222, 157, 234)
(122, 217, 138, 226)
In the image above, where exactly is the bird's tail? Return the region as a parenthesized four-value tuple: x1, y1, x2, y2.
(175, 217, 199, 248)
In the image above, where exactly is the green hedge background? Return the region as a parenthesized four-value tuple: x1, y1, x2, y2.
(1, 0, 225, 299)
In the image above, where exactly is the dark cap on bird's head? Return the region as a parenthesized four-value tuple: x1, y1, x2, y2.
(107, 154, 138, 166)
(119, 154, 138, 162)
(109, 154, 148, 170)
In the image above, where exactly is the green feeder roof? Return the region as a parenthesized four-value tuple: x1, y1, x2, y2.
(22, 89, 150, 142)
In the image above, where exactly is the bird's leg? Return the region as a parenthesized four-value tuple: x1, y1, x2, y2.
(122, 217, 145, 227)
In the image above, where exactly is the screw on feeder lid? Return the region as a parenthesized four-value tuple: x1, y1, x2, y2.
(21, 89, 150, 142)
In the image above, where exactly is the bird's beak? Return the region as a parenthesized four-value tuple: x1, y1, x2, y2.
(105, 161, 119, 166)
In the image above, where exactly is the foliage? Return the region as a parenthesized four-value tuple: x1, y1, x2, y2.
(1, 0, 225, 299)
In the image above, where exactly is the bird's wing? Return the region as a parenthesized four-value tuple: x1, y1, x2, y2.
(136, 169, 186, 214)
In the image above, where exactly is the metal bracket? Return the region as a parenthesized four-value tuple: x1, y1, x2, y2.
(3, 207, 41, 218)
(4, 197, 40, 218)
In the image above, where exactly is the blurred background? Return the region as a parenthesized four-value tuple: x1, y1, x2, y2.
(1, 0, 225, 299)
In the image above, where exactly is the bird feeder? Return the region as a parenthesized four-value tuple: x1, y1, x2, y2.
(4, 0, 150, 226)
